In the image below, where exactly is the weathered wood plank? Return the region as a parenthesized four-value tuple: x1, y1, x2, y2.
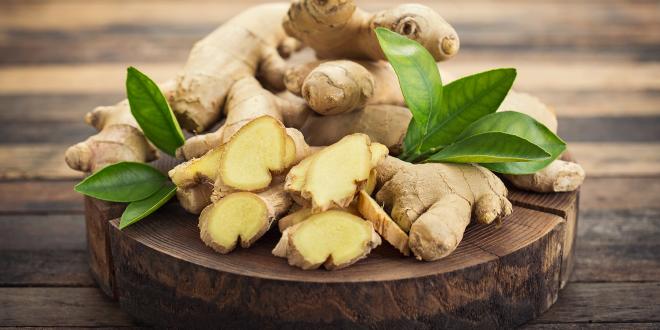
(0, 144, 82, 180)
(0, 180, 82, 213)
(0, 214, 90, 287)
(580, 177, 660, 210)
(1, 61, 657, 94)
(0, 250, 93, 286)
(573, 209, 660, 282)
(0, 288, 136, 327)
(532, 283, 660, 323)
(1, 23, 656, 65)
(570, 143, 660, 177)
(558, 117, 660, 142)
(0, 214, 85, 250)
(2, 0, 655, 31)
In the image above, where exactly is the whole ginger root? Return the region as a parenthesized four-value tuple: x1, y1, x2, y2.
(375, 156, 513, 261)
(283, 0, 459, 61)
(171, 3, 302, 133)
(64, 81, 176, 172)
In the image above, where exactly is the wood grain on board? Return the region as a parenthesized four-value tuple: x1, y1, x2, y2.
(107, 202, 568, 328)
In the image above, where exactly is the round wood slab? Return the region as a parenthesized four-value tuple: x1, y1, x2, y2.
(83, 168, 578, 328)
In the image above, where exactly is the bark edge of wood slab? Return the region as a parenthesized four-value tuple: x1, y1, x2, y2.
(85, 156, 579, 327)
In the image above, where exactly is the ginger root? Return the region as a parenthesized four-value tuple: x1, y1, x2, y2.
(285, 134, 388, 211)
(284, 60, 404, 115)
(199, 183, 291, 254)
(176, 78, 309, 160)
(376, 157, 513, 261)
(64, 81, 176, 172)
(171, 3, 300, 132)
(283, 0, 459, 61)
(273, 210, 381, 270)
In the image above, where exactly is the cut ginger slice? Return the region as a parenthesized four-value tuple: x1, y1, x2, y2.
(169, 146, 223, 188)
(219, 116, 289, 191)
(199, 192, 271, 254)
(357, 190, 410, 256)
(300, 134, 381, 211)
(273, 210, 381, 270)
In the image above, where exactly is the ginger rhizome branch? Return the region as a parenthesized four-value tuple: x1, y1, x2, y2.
(171, 3, 301, 133)
(375, 156, 513, 261)
(284, 60, 404, 115)
(176, 77, 309, 160)
(283, 0, 459, 61)
(64, 81, 176, 172)
(273, 210, 381, 270)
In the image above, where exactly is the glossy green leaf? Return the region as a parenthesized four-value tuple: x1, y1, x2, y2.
(427, 132, 550, 163)
(119, 182, 176, 229)
(74, 162, 167, 202)
(419, 68, 517, 153)
(126, 67, 185, 156)
(475, 112, 567, 174)
(375, 27, 443, 157)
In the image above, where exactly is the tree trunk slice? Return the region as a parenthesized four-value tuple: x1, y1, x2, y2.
(85, 155, 579, 328)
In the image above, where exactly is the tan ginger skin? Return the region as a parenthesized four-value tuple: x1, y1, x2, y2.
(283, 0, 459, 61)
(171, 3, 301, 133)
(64, 81, 175, 172)
(284, 60, 404, 115)
(375, 156, 513, 261)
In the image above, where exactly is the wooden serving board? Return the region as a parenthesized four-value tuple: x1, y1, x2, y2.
(84, 157, 579, 329)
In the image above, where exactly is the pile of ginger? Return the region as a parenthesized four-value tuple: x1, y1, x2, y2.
(65, 0, 585, 269)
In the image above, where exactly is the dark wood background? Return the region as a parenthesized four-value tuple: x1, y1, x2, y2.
(0, 0, 658, 328)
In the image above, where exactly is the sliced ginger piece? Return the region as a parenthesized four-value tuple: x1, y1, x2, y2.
(357, 190, 410, 256)
(278, 208, 313, 232)
(199, 189, 288, 254)
(169, 146, 224, 188)
(299, 134, 375, 211)
(218, 116, 289, 191)
(273, 210, 381, 270)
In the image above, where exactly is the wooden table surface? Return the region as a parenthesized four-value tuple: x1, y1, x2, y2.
(1, 0, 658, 328)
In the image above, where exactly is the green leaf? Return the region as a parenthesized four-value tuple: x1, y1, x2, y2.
(419, 68, 517, 153)
(475, 112, 567, 174)
(74, 162, 168, 202)
(119, 182, 176, 230)
(427, 132, 550, 163)
(375, 27, 443, 157)
(126, 66, 185, 156)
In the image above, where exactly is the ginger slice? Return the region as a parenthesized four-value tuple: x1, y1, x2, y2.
(219, 116, 289, 191)
(199, 185, 292, 254)
(357, 190, 410, 256)
(274, 210, 381, 270)
(169, 146, 223, 188)
(278, 208, 313, 233)
(285, 135, 387, 211)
